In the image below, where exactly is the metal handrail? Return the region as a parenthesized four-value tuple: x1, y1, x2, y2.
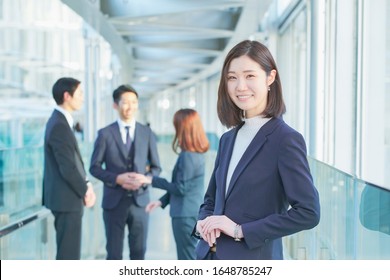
(0, 208, 50, 238)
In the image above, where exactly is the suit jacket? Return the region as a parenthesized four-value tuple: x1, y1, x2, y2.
(89, 121, 161, 209)
(43, 110, 87, 212)
(196, 117, 320, 260)
(152, 151, 205, 218)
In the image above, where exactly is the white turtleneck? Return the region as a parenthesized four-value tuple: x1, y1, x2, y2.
(225, 116, 271, 194)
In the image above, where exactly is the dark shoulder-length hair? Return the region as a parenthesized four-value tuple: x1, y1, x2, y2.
(217, 40, 286, 128)
(172, 108, 209, 154)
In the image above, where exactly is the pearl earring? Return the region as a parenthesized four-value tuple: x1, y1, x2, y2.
(268, 86, 271, 92)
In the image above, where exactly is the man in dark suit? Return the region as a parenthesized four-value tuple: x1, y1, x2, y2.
(89, 84, 161, 260)
(43, 77, 96, 260)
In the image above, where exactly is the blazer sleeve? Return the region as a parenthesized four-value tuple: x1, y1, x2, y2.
(89, 129, 118, 186)
(49, 121, 87, 198)
(242, 131, 320, 250)
(151, 152, 199, 196)
(146, 129, 161, 177)
(159, 192, 170, 209)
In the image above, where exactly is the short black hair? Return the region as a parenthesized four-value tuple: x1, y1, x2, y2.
(52, 77, 81, 105)
(113, 84, 138, 104)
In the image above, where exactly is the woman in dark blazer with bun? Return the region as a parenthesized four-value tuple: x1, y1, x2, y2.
(195, 40, 320, 260)
(133, 108, 209, 260)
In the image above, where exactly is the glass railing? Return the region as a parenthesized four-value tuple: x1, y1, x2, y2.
(284, 158, 390, 259)
(0, 144, 107, 259)
(0, 142, 389, 259)
(0, 143, 185, 260)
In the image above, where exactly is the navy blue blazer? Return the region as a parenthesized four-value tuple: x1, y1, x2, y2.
(43, 110, 87, 212)
(89, 122, 161, 209)
(152, 151, 205, 218)
(196, 117, 320, 260)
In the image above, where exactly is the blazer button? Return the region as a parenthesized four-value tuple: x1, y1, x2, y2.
(127, 156, 132, 160)
(264, 238, 269, 243)
(128, 164, 132, 169)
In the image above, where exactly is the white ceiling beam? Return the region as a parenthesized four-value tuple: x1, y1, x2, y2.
(133, 59, 208, 70)
(128, 44, 222, 57)
(107, 1, 245, 22)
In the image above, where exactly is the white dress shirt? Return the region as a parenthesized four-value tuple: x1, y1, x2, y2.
(55, 106, 74, 129)
(117, 119, 136, 144)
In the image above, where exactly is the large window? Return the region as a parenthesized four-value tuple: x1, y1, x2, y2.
(0, 0, 121, 148)
(359, 0, 390, 188)
(275, 0, 389, 189)
(277, 4, 308, 141)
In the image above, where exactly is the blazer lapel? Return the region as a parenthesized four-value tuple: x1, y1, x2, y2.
(70, 125, 82, 162)
(54, 110, 84, 165)
(225, 117, 282, 199)
(111, 122, 128, 160)
(73, 134, 83, 162)
(217, 124, 242, 200)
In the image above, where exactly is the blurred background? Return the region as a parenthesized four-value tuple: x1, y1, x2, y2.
(0, 0, 389, 259)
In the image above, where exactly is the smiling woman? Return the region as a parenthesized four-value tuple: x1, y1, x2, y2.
(195, 40, 320, 260)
